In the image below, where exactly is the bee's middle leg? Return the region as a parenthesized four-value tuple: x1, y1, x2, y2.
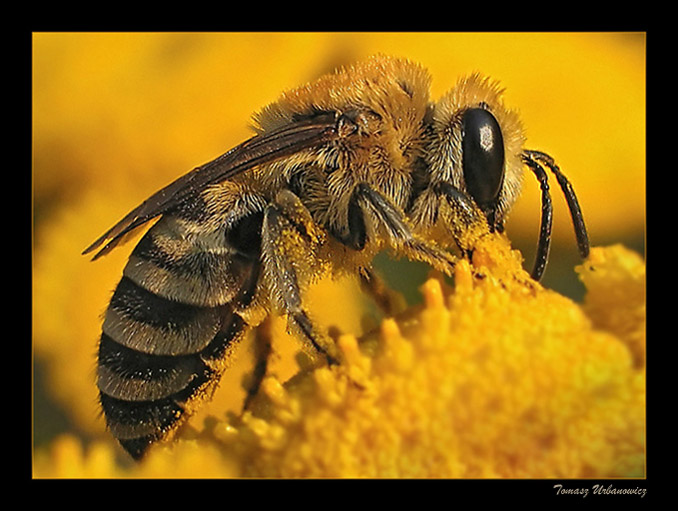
(348, 183, 458, 276)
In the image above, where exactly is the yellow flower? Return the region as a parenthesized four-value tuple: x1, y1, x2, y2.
(577, 245, 646, 368)
(33, 238, 645, 478)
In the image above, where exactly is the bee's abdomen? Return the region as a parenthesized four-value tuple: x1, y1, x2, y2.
(97, 304, 244, 459)
(97, 213, 261, 460)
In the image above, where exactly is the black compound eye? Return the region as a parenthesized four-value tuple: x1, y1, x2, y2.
(461, 108, 505, 208)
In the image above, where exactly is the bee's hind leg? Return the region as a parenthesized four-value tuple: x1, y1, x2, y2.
(260, 192, 340, 365)
(242, 316, 273, 411)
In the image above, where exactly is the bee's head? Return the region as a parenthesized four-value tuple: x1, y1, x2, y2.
(426, 74, 589, 281)
(426, 73, 526, 233)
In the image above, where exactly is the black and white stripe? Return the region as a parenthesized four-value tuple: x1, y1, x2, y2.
(97, 210, 262, 460)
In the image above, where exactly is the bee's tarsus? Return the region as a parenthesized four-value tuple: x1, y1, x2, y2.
(243, 319, 273, 411)
(434, 181, 484, 227)
(359, 267, 405, 317)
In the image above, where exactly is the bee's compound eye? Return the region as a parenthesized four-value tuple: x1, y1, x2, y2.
(461, 108, 505, 208)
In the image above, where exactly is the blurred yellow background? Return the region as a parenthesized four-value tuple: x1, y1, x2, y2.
(32, 33, 645, 461)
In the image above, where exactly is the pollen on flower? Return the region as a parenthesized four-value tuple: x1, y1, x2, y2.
(261, 375, 288, 407)
(337, 334, 372, 386)
(421, 277, 445, 309)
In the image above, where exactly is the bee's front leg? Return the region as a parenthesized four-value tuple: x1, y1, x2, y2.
(434, 181, 492, 257)
(408, 181, 491, 262)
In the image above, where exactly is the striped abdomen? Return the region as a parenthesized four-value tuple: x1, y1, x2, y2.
(97, 210, 262, 460)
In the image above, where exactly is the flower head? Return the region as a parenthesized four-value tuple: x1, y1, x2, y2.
(34, 237, 645, 478)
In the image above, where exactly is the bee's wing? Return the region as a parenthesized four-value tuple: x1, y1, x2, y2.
(83, 114, 343, 260)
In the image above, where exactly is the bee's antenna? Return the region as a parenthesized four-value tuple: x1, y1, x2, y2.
(525, 150, 590, 259)
(521, 152, 553, 280)
(522, 150, 591, 281)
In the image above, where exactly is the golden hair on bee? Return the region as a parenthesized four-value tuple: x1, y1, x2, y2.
(84, 55, 589, 460)
(254, 56, 431, 134)
(253, 57, 433, 240)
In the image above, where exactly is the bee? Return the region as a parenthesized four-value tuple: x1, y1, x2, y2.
(84, 55, 589, 460)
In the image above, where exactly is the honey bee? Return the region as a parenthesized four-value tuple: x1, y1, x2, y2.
(84, 55, 589, 459)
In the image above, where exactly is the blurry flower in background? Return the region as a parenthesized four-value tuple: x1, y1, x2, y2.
(32, 33, 645, 478)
